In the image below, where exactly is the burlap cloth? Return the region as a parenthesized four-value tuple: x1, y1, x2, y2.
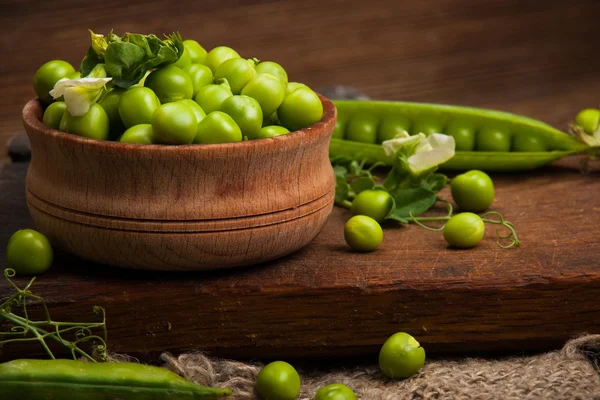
(152, 335, 600, 399)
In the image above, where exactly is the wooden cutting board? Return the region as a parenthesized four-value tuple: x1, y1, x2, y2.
(1, 160, 599, 362)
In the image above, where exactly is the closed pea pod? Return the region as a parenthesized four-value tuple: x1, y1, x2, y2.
(328, 100, 588, 172)
(0, 359, 231, 399)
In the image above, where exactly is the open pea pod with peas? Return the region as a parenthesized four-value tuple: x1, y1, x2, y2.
(330, 100, 591, 171)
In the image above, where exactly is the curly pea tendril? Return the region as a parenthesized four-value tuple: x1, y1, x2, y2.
(0, 268, 108, 362)
(409, 201, 521, 249)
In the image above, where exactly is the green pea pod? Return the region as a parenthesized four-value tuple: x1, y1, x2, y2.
(330, 100, 589, 171)
(0, 359, 232, 399)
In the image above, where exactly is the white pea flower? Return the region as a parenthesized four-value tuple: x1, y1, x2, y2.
(383, 131, 456, 174)
(49, 77, 112, 116)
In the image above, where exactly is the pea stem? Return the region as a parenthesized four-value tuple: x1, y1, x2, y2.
(0, 269, 108, 362)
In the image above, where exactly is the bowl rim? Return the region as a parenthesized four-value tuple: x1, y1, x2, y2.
(22, 93, 336, 153)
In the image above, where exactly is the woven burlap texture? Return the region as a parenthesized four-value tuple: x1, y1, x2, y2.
(159, 334, 600, 400)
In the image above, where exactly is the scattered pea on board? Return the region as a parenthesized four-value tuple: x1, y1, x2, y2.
(329, 100, 590, 171)
(0, 359, 232, 400)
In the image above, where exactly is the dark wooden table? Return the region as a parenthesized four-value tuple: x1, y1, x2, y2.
(1, 156, 599, 362)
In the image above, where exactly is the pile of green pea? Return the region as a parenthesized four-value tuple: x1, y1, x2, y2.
(35, 40, 324, 145)
(344, 170, 496, 252)
(334, 112, 552, 152)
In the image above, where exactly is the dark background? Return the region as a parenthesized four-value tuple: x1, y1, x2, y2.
(1, 0, 599, 161)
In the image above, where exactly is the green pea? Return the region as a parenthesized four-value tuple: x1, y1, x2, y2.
(152, 103, 197, 145)
(220, 95, 263, 139)
(183, 39, 208, 64)
(195, 111, 242, 144)
(183, 64, 214, 97)
(451, 170, 494, 212)
(442, 212, 485, 248)
(574, 108, 600, 134)
(512, 134, 547, 152)
(119, 124, 154, 145)
(195, 84, 233, 114)
(42, 102, 67, 130)
(344, 215, 383, 252)
(411, 118, 443, 136)
(476, 126, 511, 152)
(256, 125, 290, 139)
(378, 115, 411, 143)
(346, 113, 378, 144)
(379, 332, 425, 379)
(446, 119, 476, 151)
(255, 361, 301, 400)
(351, 190, 394, 222)
(314, 383, 357, 400)
(60, 104, 110, 141)
(6, 229, 53, 275)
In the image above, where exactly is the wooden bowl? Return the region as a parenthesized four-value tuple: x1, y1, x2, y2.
(22, 96, 336, 271)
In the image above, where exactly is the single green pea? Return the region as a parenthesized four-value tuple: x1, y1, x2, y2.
(195, 84, 233, 114)
(42, 101, 67, 130)
(33, 60, 76, 104)
(351, 190, 394, 222)
(60, 104, 110, 141)
(476, 126, 511, 152)
(183, 64, 214, 97)
(314, 383, 357, 400)
(256, 125, 290, 139)
(255, 361, 301, 400)
(144, 65, 194, 103)
(346, 113, 379, 144)
(574, 108, 600, 134)
(277, 87, 323, 132)
(151, 103, 197, 145)
(379, 332, 425, 379)
(446, 119, 476, 151)
(195, 111, 242, 144)
(378, 115, 411, 143)
(442, 212, 485, 248)
(512, 134, 547, 152)
(450, 170, 494, 212)
(411, 118, 443, 136)
(119, 124, 154, 145)
(183, 39, 208, 64)
(344, 215, 383, 252)
(204, 46, 241, 73)
(118, 87, 161, 128)
(241, 73, 285, 117)
(215, 58, 257, 95)
(6, 229, 54, 275)
(255, 61, 288, 86)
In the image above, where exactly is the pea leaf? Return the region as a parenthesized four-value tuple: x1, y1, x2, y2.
(350, 176, 375, 195)
(422, 173, 448, 193)
(82, 31, 184, 88)
(388, 187, 437, 220)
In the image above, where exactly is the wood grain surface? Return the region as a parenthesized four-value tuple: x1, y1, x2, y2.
(2, 0, 600, 159)
(1, 159, 599, 361)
